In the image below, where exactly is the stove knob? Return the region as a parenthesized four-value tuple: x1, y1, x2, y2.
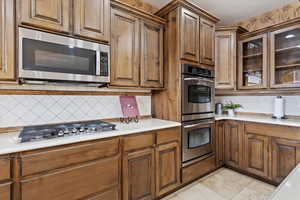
(58, 130, 65, 137)
(79, 127, 85, 132)
(63, 128, 69, 134)
(72, 128, 78, 133)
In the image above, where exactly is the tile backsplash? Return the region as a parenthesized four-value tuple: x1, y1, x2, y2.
(216, 96, 300, 116)
(0, 95, 151, 128)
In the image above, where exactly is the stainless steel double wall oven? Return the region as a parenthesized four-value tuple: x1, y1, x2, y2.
(182, 64, 215, 166)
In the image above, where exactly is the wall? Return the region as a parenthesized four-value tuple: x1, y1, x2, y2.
(216, 96, 300, 116)
(119, 0, 159, 13)
(237, 1, 300, 32)
(0, 95, 151, 128)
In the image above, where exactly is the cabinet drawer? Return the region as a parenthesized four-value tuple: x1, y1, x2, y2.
(0, 182, 11, 200)
(182, 155, 216, 184)
(157, 127, 181, 145)
(0, 157, 11, 181)
(86, 187, 119, 200)
(245, 123, 300, 141)
(21, 156, 120, 200)
(123, 132, 155, 152)
(20, 138, 119, 176)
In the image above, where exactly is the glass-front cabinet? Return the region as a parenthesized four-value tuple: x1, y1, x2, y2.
(270, 25, 300, 88)
(238, 34, 268, 89)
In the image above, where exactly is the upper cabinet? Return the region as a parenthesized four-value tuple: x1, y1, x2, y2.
(215, 27, 247, 90)
(180, 8, 200, 63)
(110, 8, 140, 87)
(238, 34, 268, 89)
(19, 0, 71, 33)
(270, 24, 300, 88)
(200, 19, 215, 65)
(18, 0, 110, 43)
(73, 0, 110, 42)
(0, 0, 15, 81)
(180, 8, 217, 66)
(110, 1, 165, 88)
(140, 20, 164, 88)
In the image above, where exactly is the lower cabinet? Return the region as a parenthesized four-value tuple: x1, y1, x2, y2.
(155, 142, 180, 197)
(224, 120, 243, 169)
(20, 156, 120, 200)
(271, 138, 300, 184)
(215, 121, 225, 168)
(122, 148, 156, 200)
(244, 133, 270, 179)
(0, 182, 11, 200)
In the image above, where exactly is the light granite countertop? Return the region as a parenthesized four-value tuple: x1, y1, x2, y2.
(268, 163, 300, 200)
(215, 114, 300, 127)
(0, 118, 181, 155)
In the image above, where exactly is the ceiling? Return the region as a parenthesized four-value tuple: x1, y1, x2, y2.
(143, 0, 296, 25)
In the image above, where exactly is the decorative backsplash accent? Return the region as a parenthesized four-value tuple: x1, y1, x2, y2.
(237, 1, 300, 32)
(0, 95, 151, 128)
(216, 96, 300, 116)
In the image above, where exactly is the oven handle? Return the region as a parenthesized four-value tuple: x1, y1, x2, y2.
(183, 121, 214, 129)
(184, 77, 214, 83)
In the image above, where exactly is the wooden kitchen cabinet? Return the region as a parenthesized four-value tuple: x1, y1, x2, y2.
(244, 132, 270, 179)
(200, 19, 215, 66)
(140, 20, 164, 88)
(238, 34, 268, 89)
(20, 156, 120, 200)
(155, 142, 180, 197)
(122, 148, 155, 200)
(110, 1, 166, 88)
(215, 121, 225, 168)
(271, 138, 300, 183)
(224, 120, 244, 169)
(18, 0, 71, 33)
(180, 8, 200, 63)
(0, 182, 11, 200)
(110, 8, 140, 87)
(73, 0, 110, 42)
(0, 0, 15, 81)
(215, 27, 247, 89)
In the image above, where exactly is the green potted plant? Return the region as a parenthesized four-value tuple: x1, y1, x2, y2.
(222, 102, 243, 117)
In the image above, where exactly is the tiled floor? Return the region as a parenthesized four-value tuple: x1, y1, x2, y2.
(163, 168, 276, 200)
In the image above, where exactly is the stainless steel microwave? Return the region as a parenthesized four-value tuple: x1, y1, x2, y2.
(19, 28, 110, 84)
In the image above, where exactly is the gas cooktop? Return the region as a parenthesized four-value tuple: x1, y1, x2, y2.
(18, 120, 116, 143)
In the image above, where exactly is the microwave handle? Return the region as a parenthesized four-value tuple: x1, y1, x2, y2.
(96, 51, 101, 76)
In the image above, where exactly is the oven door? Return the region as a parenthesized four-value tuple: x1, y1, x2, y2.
(182, 75, 215, 115)
(19, 27, 110, 83)
(182, 120, 215, 164)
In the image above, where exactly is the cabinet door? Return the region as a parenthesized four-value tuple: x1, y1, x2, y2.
(270, 24, 300, 88)
(272, 138, 300, 183)
(244, 133, 270, 178)
(19, 0, 71, 32)
(0, 0, 15, 80)
(180, 8, 200, 63)
(155, 142, 180, 197)
(140, 20, 164, 88)
(0, 182, 11, 200)
(123, 148, 155, 200)
(215, 31, 236, 89)
(200, 18, 215, 65)
(73, 0, 110, 42)
(238, 34, 268, 89)
(111, 8, 140, 87)
(224, 121, 243, 169)
(216, 121, 225, 168)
